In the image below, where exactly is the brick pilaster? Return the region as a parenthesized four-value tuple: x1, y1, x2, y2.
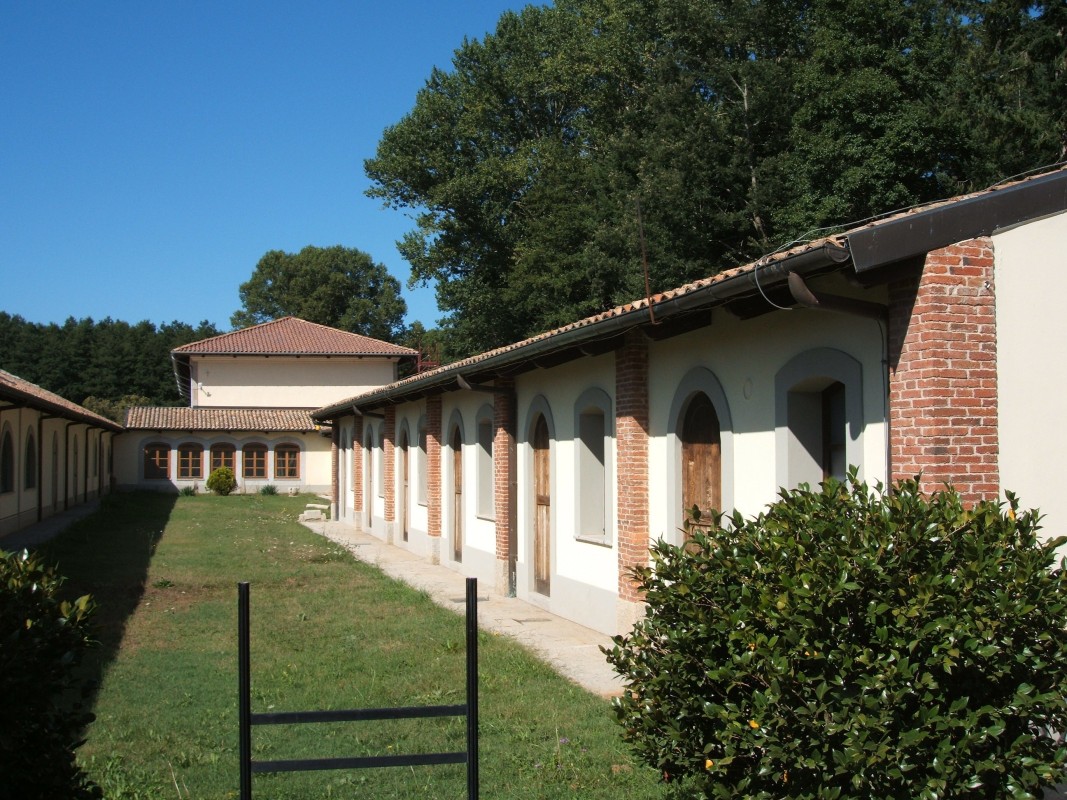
(383, 407, 396, 523)
(616, 331, 650, 602)
(888, 238, 999, 504)
(427, 395, 442, 539)
(352, 416, 364, 514)
(494, 378, 517, 593)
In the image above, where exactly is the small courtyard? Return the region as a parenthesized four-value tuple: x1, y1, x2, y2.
(39, 492, 661, 800)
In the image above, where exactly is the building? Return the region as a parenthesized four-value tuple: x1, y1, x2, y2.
(0, 369, 122, 539)
(313, 167, 1067, 636)
(115, 317, 416, 494)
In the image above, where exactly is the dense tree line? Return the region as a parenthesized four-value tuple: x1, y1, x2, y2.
(0, 313, 219, 420)
(367, 0, 1066, 358)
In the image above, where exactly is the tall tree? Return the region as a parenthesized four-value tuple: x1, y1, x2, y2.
(231, 245, 407, 342)
(367, 0, 1065, 358)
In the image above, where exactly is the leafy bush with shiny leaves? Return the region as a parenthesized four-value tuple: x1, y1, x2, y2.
(206, 466, 237, 495)
(0, 549, 100, 800)
(605, 475, 1067, 800)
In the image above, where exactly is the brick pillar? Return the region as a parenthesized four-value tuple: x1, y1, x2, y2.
(330, 425, 339, 518)
(616, 331, 650, 630)
(494, 377, 517, 595)
(383, 407, 396, 540)
(887, 238, 999, 504)
(427, 395, 443, 564)
(352, 416, 364, 515)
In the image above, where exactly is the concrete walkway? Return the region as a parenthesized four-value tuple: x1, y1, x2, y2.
(300, 517, 626, 698)
(0, 499, 102, 553)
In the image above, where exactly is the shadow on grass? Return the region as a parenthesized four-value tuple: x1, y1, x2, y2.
(37, 491, 177, 709)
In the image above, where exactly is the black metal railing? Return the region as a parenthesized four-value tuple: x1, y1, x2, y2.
(238, 577, 479, 799)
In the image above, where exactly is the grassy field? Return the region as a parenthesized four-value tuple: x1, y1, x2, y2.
(37, 492, 662, 799)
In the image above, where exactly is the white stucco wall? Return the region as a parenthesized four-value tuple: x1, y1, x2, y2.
(994, 211, 1067, 551)
(113, 431, 333, 494)
(188, 357, 397, 408)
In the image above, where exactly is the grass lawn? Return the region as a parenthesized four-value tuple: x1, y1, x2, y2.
(37, 492, 662, 799)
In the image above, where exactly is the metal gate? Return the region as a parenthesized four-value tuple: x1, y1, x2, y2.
(237, 578, 479, 799)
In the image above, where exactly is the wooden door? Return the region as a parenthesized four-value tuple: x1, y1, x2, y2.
(682, 393, 721, 523)
(452, 428, 463, 563)
(400, 431, 409, 542)
(533, 415, 551, 596)
(365, 434, 374, 530)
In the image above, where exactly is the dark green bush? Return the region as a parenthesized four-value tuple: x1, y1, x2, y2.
(259, 484, 278, 496)
(606, 474, 1067, 799)
(205, 466, 237, 495)
(0, 549, 100, 800)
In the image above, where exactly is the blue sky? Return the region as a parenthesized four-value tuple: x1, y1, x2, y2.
(1, 1, 526, 332)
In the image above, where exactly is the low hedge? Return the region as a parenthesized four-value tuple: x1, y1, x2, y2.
(606, 474, 1067, 799)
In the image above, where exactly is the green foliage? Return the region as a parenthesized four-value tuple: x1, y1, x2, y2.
(259, 484, 278, 496)
(231, 245, 408, 341)
(205, 466, 236, 496)
(0, 550, 100, 800)
(177, 486, 197, 497)
(606, 475, 1067, 799)
(0, 311, 219, 407)
(367, 0, 1065, 358)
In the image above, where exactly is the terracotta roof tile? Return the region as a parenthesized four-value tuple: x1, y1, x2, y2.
(0, 369, 123, 431)
(124, 406, 321, 433)
(172, 317, 417, 357)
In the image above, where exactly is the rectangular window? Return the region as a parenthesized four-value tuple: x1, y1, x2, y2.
(476, 418, 494, 519)
(275, 445, 299, 479)
(211, 444, 235, 471)
(177, 444, 203, 479)
(417, 421, 428, 505)
(578, 410, 606, 538)
(144, 444, 169, 480)
(243, 445, 267, 479)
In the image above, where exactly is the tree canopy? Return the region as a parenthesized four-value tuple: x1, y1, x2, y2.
(231, 245, 408, 342)
(0, 313, 219, 417)
(366, 0, 1066, 358)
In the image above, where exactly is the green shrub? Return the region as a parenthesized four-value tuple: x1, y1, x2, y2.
(177, 486, 197, 497)
(259, 484, 278, 496)
(606, 474, 1067, 799)
(205, 466, 237, 496)
(0, 550, 100, 800)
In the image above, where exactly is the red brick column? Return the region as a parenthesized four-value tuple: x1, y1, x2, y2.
(887, 238, 999, 504)
(427, 395, 442, 540)
(616, 331, 650, 603)
(494, 378, 517, 594)
(352, 416, 364, 515)
(383, 407, 396, 524)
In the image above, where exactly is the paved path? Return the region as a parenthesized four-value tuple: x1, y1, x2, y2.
(0, 500, 101, 553)
(301, 518, 626, 698)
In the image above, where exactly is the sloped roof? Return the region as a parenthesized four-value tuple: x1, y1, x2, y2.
(125, 406, 320, 433)
(172, 317, 417, 357)
(314, 166, 1067, 420)
(0, 369, 123, 431)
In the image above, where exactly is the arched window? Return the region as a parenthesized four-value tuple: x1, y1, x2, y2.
(0, 426, 13, 494)
(177, 443, 203, 479)
(144, 442, 170, 480)
(475, 405, 495, 519)
(243, 444, 267, 479)
(774, 348, 863, 489)
(211, 443, 236, 471)
(24, 428, 37, 490)
(574, 388, 612, 542)
(680, 393, 721, 520)
(275, 444, 300, 479)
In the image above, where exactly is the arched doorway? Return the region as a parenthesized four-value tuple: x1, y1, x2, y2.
(398, 427, 410, 543)
(681, 392, 721, 524)
(451, 427, 463, 563)
(532, 415, 551, 596)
